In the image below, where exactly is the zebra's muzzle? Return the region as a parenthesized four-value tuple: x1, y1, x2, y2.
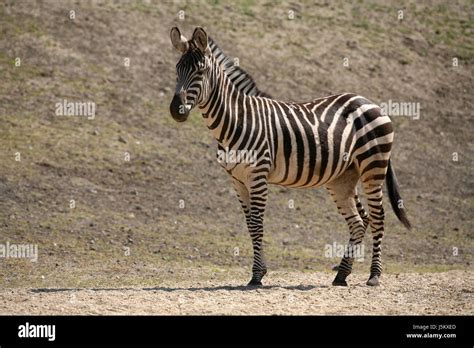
(170, 93, 190, 122)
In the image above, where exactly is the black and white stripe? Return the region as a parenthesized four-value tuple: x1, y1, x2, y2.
(208, 36, 271, 98)
(170, 27, 411, 287)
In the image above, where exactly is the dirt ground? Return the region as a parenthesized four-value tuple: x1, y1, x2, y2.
(0, 1, 473, 316)
(0, 270, 472, 315)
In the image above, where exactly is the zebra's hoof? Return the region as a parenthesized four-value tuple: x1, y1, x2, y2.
(247, 279, 263, 287)
(332, 279, 348, 286)
(366, 276, 380, 286)
(332, 274, 348, 286)
(332, 272, 348, 286)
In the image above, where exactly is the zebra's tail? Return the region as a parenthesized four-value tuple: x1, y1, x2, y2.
(386, 159, 412, 230)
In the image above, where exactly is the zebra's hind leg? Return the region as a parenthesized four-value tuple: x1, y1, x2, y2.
(361, 181, 385, 287)
(355, 194, 369, 230)
(232, 176, 268, 287)
(332, 193, 369, 272)
(325, 169, 366, 286)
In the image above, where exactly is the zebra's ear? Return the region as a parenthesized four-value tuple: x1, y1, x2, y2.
(192, 27, 208, 54)
(170, 27, 189, 54)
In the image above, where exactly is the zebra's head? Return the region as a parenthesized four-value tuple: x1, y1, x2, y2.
(170, 27, 211, 122)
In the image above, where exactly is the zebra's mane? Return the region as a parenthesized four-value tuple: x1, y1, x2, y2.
(207, 36, 271, 98)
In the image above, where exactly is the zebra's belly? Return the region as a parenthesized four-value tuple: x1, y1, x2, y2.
(267, 149, 355, 188)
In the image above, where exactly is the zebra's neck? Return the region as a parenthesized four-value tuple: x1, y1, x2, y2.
(207, 37, 270, 98)
(199, 56, 248, 148)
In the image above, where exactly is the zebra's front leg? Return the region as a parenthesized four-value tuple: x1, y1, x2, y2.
(246, 178, 269, 286)
(232, 177, 267, 286)
(232, 177, 251, 228)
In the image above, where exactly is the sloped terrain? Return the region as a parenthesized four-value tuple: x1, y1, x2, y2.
(0, 0, 472, 314)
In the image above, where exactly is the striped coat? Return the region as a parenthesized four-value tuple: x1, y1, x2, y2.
(170, 27, 411, 287)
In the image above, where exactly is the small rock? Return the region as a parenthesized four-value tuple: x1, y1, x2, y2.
(346, 40, 357, 49)
(118, 135, 127, 143)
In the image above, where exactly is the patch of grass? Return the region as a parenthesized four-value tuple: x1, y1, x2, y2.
(0, 8, 43, 38)
(129, 2, 162, 16)
(240, 0, 255, 17)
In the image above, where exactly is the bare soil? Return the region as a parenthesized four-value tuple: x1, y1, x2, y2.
(0, 0, 473, 315)
(1, 270, 472, 315)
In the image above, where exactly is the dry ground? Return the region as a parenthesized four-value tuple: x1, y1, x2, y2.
(0, 0, 473, 315)
(1, 270, 473, 315)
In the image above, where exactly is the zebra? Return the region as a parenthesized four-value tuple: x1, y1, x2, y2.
(169, 27, 411, 287)
(209, 36, 366, 274)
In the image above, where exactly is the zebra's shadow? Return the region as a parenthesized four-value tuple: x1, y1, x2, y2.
(143, 284, 323, 292)
(30, 284, 324, 293)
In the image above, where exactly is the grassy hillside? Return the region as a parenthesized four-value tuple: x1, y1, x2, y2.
(0, 0, 472, 288)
